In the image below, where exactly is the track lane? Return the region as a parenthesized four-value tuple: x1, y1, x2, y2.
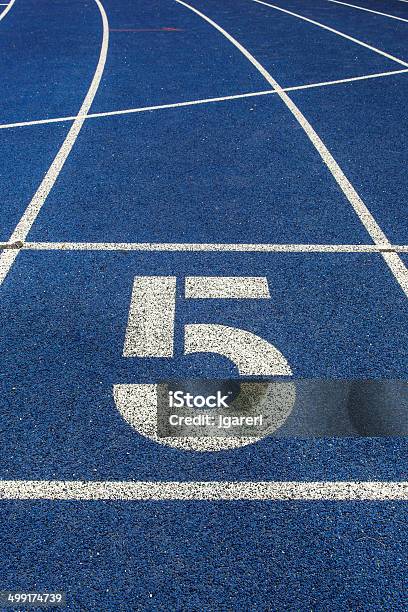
(0, 0, 109, 284)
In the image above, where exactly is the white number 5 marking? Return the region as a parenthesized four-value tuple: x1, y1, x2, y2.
(113, 276, 294, 451)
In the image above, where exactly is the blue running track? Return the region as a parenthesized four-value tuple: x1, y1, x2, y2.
(0, 0, 407, 609)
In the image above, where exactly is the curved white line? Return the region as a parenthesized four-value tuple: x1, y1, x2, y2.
(0, 0, 15, 22)
(184, 324, 292, 375)
(328, 0, 408, 23)
(175, 0, 408, 297)
(0, 0, 109, 285)
(113, 383, 262, 451)
(250, 0, 408, 67)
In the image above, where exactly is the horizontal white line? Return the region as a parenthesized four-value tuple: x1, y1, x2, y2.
(0, 480, 406, 500)
(1, 68, 407, 130)
(328, 0, 408, 23)
(13, 242, 408, 252)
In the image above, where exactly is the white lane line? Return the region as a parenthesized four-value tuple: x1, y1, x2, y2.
(1, 68, 408, 130)
(0, 0, 109, 286)
(250, 0, 408, 67)
(284, 68, 408, 90)
(0, 480, 407, 500)
(123, 276, 176, 358)
(327, 0, 408, 23)
(0, 90, 274, 129)
(0, 0, 14, 19)
(175, 0, 408, 296)
(382, 251, 408, 295)
(11, 242, 408, 252)
(185, 276, 271, 298)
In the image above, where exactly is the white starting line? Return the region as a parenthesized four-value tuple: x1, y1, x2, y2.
(0, 480, 407, 501)
(0, 242, 406, 253)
